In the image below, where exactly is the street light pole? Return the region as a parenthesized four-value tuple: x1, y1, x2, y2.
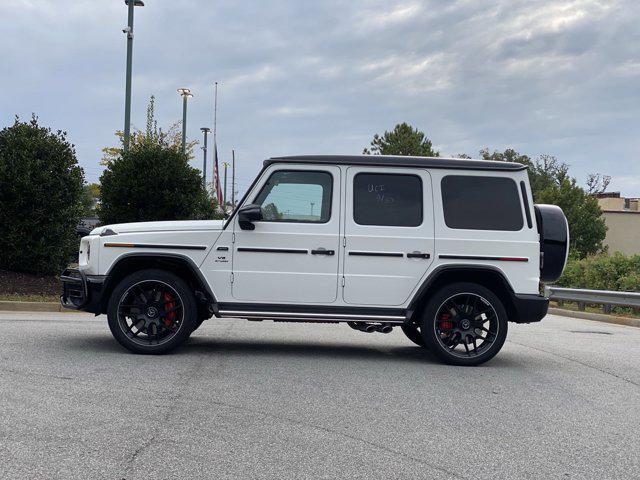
(123, 0, 144, 152)
(177, 88, 193, 155)
(200, 128, 210, 188)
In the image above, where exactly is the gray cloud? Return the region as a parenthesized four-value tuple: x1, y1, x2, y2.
(1, 0, 639, 194)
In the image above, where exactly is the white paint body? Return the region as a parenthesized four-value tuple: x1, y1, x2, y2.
(80, 163, 541, 309)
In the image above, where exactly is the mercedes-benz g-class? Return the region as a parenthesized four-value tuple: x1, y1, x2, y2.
(61, 155, 569, 365)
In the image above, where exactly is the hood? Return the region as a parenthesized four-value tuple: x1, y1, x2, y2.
(90, 219, 225, 235)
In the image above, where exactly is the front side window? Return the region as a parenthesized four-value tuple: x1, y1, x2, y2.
(353, 173, 423, 227)
(441, 175, 524, 231)
(253, 170, 332, 223)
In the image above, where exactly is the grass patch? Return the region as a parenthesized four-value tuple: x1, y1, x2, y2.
(0, 294, 59, 302)
(550, 300, 640, 318)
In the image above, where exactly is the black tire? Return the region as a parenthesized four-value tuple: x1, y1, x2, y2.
(401, 324, 426, 347)
(421, 282, 508, 366)
(107, 269, 197, 354)
(191, 317, 206, 333)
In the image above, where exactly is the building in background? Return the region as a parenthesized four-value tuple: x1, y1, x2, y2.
(595, 192, 640, 255)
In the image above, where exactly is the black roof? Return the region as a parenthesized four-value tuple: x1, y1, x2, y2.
(264, 155, 527, 171)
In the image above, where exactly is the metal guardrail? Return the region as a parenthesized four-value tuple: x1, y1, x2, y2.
(544, 286, 640, 313)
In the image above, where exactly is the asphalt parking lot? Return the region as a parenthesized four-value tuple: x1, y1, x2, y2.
(0, 312, 638, 479)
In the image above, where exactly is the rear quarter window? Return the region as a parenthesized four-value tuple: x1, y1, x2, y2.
(441, 175, 523, 231)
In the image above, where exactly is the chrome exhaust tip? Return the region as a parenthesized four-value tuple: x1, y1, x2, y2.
(377, 324, 393, 334)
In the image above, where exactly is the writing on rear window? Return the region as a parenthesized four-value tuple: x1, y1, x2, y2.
(354, 173, 422, 227)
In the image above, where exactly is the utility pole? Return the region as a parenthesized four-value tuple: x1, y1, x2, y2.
(177, 88, 193, 155)
(200, 128, 210, 188)
(123, 0, 145, 152)
(222, 162, 230, 206)
(231, 149, 236, 207)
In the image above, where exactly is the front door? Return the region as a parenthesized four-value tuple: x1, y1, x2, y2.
(342, 167, 434, 306)
(231, 165, 341, 304)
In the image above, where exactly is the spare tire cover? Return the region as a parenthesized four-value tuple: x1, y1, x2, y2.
(534, 204, 569, 282)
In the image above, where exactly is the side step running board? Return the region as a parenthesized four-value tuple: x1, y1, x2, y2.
(217, 310, 406, 323)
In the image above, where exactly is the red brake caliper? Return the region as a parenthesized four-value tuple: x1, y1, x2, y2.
(163, 292, 176, 327)
(439, 312, 453, 331)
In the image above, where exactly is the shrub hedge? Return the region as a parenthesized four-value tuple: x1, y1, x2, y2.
(0, 116, 84, 275)
(556, 252, 640, 292)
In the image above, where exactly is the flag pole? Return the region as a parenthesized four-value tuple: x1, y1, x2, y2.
(231, 149, 236, 207)
(213, 82, 217, 144)
(212, 82, 223, 210)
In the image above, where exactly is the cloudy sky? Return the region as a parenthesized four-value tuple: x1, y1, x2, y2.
(2, 0, 639, 195)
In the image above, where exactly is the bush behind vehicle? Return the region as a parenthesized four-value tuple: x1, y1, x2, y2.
(557, 252, 640, 292)
(0, 116, 84, 275)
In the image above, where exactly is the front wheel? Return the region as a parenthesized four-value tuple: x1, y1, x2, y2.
(107, 269, 197, 354)
(421, 282, 508, 366)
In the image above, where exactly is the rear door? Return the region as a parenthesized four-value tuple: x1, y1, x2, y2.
(342, 167, 434, 306)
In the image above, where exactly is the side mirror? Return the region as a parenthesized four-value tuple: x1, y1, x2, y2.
(238, 203, 262, 230)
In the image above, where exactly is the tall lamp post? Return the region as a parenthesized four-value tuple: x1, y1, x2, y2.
(123, 0, 145, 152)
(200, 127, 210, 188)
(177, 88, 193, 155)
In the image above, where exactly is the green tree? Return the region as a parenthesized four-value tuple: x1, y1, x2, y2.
(99, 136, 220, 225)
(481, 148, 606, 258)
(364, 123, 439, 156)
(81, 182, 101, 216)
(0, 116, 85, 274)
(101, 96, 198, 166)
(536, 176, 606, 258)
(99, 95, 220, 224)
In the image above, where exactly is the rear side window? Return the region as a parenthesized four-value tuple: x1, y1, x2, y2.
(354, 173, 422, 227)
(441, 176, 523, 231)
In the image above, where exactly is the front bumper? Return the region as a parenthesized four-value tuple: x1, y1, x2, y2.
(60, 267, 106, 314)
(510, 293, 549, 323)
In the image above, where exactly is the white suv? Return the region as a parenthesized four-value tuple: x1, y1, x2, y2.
(61, 155, 569, 365)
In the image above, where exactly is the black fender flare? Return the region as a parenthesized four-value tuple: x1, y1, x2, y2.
(101, 252, 217, 311)
(407, 264, 516, 321)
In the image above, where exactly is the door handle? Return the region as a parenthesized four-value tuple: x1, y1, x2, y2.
(407, 252, 430, 259)
(311, 248, 335, 256)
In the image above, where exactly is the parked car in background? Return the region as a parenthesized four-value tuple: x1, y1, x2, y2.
(61, 155, 569, 365)
(76, 216, 100, 236)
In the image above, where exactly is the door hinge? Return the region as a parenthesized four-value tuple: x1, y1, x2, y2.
(230, 273, 234, 284)
(342, 237, 346, 248)
(232, 233, 236, 243)
(341, 277, 345, 287)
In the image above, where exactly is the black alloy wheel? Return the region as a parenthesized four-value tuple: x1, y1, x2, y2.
(421, 282, 508, 366)
(107, 269, 197, 354)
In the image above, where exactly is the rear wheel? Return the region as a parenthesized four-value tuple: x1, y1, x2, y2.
(421, 282, 507, 366)
(107, 269, 197, 354)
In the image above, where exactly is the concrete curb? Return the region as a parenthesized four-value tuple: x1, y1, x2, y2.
(548, 307, 640, 328)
